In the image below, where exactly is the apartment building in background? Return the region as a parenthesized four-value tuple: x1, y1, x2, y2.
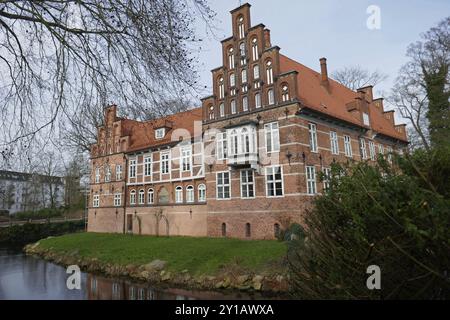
(88, 3, 408, 239)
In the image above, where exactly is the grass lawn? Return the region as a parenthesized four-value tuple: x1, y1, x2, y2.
(38, 233, 287, 275)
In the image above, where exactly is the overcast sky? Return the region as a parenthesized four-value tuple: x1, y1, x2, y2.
(196, 0, 450, 98)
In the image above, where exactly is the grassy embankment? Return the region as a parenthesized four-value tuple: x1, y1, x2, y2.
(37, 232, 287, 276)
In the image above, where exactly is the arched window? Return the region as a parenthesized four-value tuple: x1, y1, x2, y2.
(198, 184, 206, 202)
(251, 38, 259, 61)
(138, 189, 145, 204)
(241, 128, 250, 153)
(238, 16, 245, 39)
(253, 64, 260, 79)
(266, 60, 273, 85)
(274, 223, 281, 238)
(147, 189, 154, 204)
(268, 89, 275, 105)
(218, 77, 224, 99)
(242, 96, 248, 112)
(158, 187, 169, 204)
(186, 185, 194, 203)
(255, 92, 261, 108)
(229, 73, 235, 87)
(130, 190, 136, 205)
(230, 130, 238, 155)
(219, 103, 225, 117)
(231, 100, 237, 114)
(245, 223, 251, 238)
(281, 84, 290, 102)
(175, 186, 183, 203)
(241, 69, 247, 84)
(228, 47, 235, 69)
(222, 223, 227, 237)
(208, 105, 215, 120)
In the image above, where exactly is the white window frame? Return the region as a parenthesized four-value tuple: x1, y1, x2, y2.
(130, 190, 136, 205)
(231, 100, 237, 114)
(253, 64, 260, 79)
(218, 77, 224, 99)
(242, 96, 248, 111)
(268, 89, 274, 105)
(241, 69, 247, 84)
(175, 186, 183, 203)
(198, 184, 206, 202)
(265, 122, 280, 153)
(144, 155, 152, 177)
(265, 166, 284, 197)
(387, 146, 393, 163)
(330, 131, 339, 155)
(252, 39, 258, 61)
(323, 167, 331, 191)
(363, 112, 370, 126)
(216, 132, 227, 160)
(309, 123, 318, 153)
(240, 169, 255, 199)
(228, 48, 235, 69)
(160, 151, 170, 174)
(147, 189, 154, 205)
(238, 18, 245, 39)
(181, 146, 192, 172)
(344, 136, 353, 158)
(129, 159, 137, 179)
(93, 195, 100, 208)
(266, 61, 273, 85)
(186, 185, 194, 203)
(138, 189, 145, 205)
(216, 171, 231, 200)
(219, 103, 225, 117)
(369, 141, 376, 161)
(229, 73, 235, 87)
(255, 92, 261, 108)
(114, 193, 122, 207)
(360, 138, 368, 160)
(116, 165, 122, 181)
(95, 167, 100, 184)
(155, 128, 165, 139)
(104, 165, 111, 182)
(306, 166, 317, 195)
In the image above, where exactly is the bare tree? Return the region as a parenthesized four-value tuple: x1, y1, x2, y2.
(0, 0, 214, 157)
(331, 65, 388, 90)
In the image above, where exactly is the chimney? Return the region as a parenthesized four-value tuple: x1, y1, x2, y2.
(320, 58, 329, 87)
(264, 29, 271, 49)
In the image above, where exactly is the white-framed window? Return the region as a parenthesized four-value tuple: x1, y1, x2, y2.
(208, 105, 215, 120)
(231, 100, 237, 114)
(360, 138, 368, 160)
(330, 131, 339, 155)
(363, 112, 370, 126)
(93, 195, 100, 208)
(309, 123, 318, 153)
(255, 92, 261, 108)
(144, 155, 152, 177)
(265, 122, 280, 153)
(306, 166, 317, 195)
(216, 172, 230, 200)
(240, 169, 255, 198)
(230, 129, 239, 155)
(241, 69, 247, 84)
(218, 77, 224, 99)
(175, 186, 183, 203)
(238, 16, 245, 39)
(281, 85, 290, 102)
(266, 61, 273, 85)
(186, 185, 194, 203)
(161, 151, 170, 174)
(216, 132, 227, 160)
(116, 165, 122, 181)
(130, 190, 136, 205)
(95, 167, 100, 183)
(268, 89, 274, 105)
(181, 146, 192, 172)
(138, 189, 145, 204)
(228, 48, 235, 69)
(104, 165, 111, 182)
(242, 96, 248, 111)
(229, 73, 235, 87)
(323, 168, 331, 191)
(198, 184, 206, 202)
(253, 64, 260, 79)
(251, 38, 258, 61)
(147, 189, 154, 204)
(219, 103, 225, 117)
(378, 144, 384, 155)
(344, 136, 353, 158)
(114, 193, 122, 207)
(387, 146, 393, 163)
(129, 159, 136, 178)
(369, 141, 376, 161)
(155, 128, 165, 139)
(241, 128, 250, 153)
(266, 166, 284, 197)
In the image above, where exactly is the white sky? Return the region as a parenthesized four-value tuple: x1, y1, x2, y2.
(196, 0, 450, 99)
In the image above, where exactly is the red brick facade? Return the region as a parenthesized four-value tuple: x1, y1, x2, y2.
(88, 3, 408, 240)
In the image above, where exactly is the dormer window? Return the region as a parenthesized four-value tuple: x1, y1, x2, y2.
(363, 112, 370, 126)
(155, 128, 165, 139)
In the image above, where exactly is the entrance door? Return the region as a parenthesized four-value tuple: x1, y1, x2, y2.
(126, 214, 133, 233)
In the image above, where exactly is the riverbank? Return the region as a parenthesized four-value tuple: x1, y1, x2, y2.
(24, 233, 291, 294)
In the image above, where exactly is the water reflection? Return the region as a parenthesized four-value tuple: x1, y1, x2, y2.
(0, 247, 271, 300)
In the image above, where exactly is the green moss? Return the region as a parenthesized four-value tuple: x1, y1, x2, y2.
(38, 233, 287, 275)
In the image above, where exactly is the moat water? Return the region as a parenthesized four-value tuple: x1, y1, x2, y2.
(0, 247, 273, 300)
